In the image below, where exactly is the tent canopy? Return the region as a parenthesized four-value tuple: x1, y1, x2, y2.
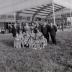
(0, 0, 72, 15)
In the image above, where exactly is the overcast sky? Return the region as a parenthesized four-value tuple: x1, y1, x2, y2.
(0, 0, 72, 15)
(0, 0, 72, 8)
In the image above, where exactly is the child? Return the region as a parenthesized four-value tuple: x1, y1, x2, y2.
(14, 32, 21, 48)
(23, 31, 30, 48)
(41, 36, 47, 48)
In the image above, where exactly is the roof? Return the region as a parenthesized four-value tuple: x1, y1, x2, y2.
(19, 3, 65, 18)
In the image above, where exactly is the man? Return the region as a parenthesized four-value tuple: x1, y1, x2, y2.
(11, 24, 16, 37)
(49, 23, 57, 44)
(40, 22, 50, 43)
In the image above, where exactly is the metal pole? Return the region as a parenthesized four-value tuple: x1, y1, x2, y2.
(52, 0, 56, 25)
(15, 11, 20, 27)
(15, 12, 18, 26)
(14, 12, 16, 25)
(70, 9, 72, 27)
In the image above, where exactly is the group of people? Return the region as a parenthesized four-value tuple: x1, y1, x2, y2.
(40, 22, 57, 45)
(11, 21, 57, 49)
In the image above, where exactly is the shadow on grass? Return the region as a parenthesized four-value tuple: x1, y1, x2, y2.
(0, 39, 13, 48)
(0, 63, 6, 72)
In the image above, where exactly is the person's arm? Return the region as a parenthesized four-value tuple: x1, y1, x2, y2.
(54, 25, 57, 32)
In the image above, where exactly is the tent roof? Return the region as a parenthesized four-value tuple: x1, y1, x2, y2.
(0, 0, 72, 15)
(19, 3, 65, 17)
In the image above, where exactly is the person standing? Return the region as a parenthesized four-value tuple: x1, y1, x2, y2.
(11, 25, 16, 38)
(11, 24, 17, 48)
(16, 25, 20, 34)
(49, 23, 57, 44)
(41, 22, 50, 43)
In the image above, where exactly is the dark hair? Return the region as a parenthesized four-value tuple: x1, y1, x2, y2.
(33, 27, 38, 33)
(11, 25, 16, 37)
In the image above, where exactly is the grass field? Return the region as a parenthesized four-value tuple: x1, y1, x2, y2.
(0, 30, 72, 72)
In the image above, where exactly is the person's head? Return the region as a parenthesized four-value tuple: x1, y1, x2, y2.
(43, 22, 47, 27)
(20, 30, 23, 34)
(35, 21, 39, 27)
(12, 25, 14, 27)
(25, 23, 28, 27)
(31, 22, 34, 25)
(14, 24, 17, 28)
(50, 22, 53, 27)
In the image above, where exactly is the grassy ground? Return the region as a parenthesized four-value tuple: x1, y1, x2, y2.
(0, 30, 72, 72)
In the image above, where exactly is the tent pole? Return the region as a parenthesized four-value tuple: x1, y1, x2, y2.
(70, 9, 72, 27)
(52, 0, 56, 25)
(15, 12, 18, 26)
(14, 13, 16, 25)
(15, 11, 20, 27)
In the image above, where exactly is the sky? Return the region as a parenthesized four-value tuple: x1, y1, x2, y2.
(0, 0, 72, 9)
(0, 0, 51, 15)
(0, 0, 72, 15)
(0, 0, 27, 9)
(54, 0, 72, 9)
